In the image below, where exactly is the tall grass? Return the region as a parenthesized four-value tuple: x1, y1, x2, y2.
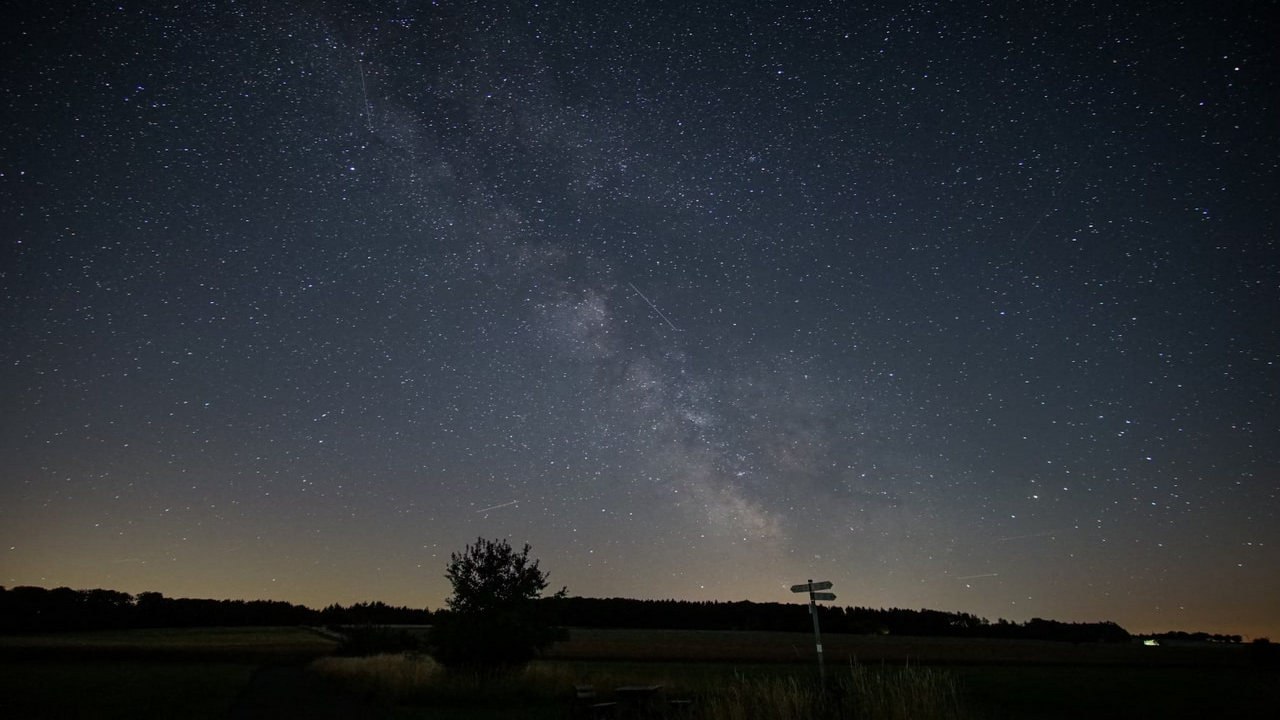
(311, 653, 438, 702)
(698, 665, 962, 720)
(699, 674, 819, 720)
(311, 654, 659, 705)
(844, 665, 962, 720)
(311, 654, 964, 719)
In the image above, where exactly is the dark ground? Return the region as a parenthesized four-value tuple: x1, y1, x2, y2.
(227, 662, 388, 720)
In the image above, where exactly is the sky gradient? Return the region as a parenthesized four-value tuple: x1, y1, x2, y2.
(2, 0, 1277, 639)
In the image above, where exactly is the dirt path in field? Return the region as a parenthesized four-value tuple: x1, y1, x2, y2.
(226, 663, 388, 720)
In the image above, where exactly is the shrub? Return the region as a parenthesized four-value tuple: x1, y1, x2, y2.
(334, 625, 420, 657)
(427, 537, 565, 673)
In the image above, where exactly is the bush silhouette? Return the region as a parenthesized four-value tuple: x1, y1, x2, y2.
(334, 624, 421, 656)
(428, 537, 565, 673)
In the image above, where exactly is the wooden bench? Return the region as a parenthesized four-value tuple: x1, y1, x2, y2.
(572, 684, 618, 718)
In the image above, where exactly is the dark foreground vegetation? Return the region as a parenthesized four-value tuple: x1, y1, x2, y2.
(7, 575, 1277, 719)
(543, 596, 1134, 643)
(1, 585, 1159, 644)
(0, 627, 344, 719)
(2, 626, 1277, 720)
(0, 585, 430, 633)
(8, 532, 1272, 718)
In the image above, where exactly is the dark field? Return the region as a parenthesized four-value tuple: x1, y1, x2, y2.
(0, 627, 342, 719)
(1, 627, 1275, 719)
(0, 626, 337, 661)
(547, 627, 1261, 666)
(545, 629, 1279, 719)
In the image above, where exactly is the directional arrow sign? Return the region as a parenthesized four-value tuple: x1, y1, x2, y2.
(790, 581, 833, 593)
(790, 580, 835, 687)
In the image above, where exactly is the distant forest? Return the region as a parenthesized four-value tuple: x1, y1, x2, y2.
(0, 585, 1244, 644)
(544, 596, 1136, 643)
(0, 585, 429, 633)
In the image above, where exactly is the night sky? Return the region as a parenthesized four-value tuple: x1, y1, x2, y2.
(2, 1, 1277, 639)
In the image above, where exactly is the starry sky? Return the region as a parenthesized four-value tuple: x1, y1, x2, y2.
(2, 0, 1277, 639)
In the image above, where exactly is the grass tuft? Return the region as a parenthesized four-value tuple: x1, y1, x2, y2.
(695, 665, 961, 720)
(843, 664, 963, 720)
(311, 653, 438, 701)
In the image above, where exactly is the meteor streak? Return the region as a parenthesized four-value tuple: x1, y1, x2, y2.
(357, 58, 373, 131)
(997, 530, 1062, 542)
(628, 282, 680, 331)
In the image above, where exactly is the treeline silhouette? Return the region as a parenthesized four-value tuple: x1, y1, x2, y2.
(541, 597, 1133, 643)
(4, 585, 1163, 644)
(0, 586, 429, 633)
(1139, 630, 1245, 644)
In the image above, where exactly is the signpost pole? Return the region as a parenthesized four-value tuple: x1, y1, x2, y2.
(808, 579, 825, 689)
(791, 579, 834, 691)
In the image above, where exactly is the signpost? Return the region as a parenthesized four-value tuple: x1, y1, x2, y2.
(790, 580, 832, 592)
(791, 579, 836, 688)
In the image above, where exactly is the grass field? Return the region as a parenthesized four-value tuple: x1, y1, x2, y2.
(1, 626, 1275, 719)
(0, 627, 338, 720)
(952, 664, 1278, 720)
(0, 659, 254, 720)
(0, 626, 337, 661)
(314, 654, 964, 720)
(314, 652, 1278, 720)
(545, 627, 1259, 667)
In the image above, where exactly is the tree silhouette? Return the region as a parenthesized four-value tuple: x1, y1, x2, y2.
(428, 537, 566, 672)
